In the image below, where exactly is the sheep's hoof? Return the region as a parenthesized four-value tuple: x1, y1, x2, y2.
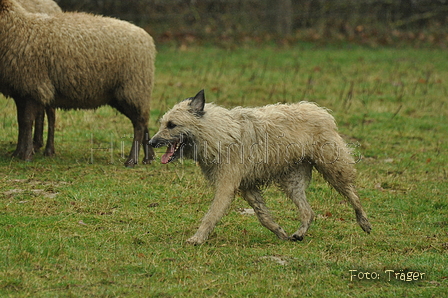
(44, 148, 55, 157)
(124, 157, 137, 168)
(142, 158, 152, 165)
(124, 163, 136, 168)
(12, 149, 34, 161)
(33, 144, 43, 152)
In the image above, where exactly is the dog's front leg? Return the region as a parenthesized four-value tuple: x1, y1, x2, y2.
(186, 186, 236, 245)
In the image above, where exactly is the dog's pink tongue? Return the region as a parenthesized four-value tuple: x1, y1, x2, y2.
(161, 145, 175, 164)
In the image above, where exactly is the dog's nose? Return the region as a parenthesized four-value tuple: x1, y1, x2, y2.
(148, 138, 159, 148)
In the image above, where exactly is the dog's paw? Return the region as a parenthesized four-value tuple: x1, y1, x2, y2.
(358, 216, 372, 234)
(186, 235, 205, 246)
(289, 234, 304, 242)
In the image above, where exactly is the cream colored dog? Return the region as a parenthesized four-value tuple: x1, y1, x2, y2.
(150, 90, 371, 245)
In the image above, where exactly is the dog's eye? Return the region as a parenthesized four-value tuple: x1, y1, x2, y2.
(166, 121, 177, 129)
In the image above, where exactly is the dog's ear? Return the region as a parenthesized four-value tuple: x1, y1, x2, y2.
(188, 90, 205, 117)
(189, 90, 205, 112)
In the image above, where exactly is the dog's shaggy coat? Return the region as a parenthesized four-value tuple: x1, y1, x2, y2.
(150, 90, 372, 245)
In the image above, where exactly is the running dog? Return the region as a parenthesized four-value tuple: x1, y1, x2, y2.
(149, 90, 371, 245)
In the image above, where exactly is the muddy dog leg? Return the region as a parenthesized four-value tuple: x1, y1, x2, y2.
(186, 184, 236, 245)
(335, 184, 372, 234)
(279, 164, 314, 241)
(241, 188, 289, 240)
(315, 160, 372, 234)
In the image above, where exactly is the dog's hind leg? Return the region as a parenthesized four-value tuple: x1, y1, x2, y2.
(315, 160, 372, 234)
(279, 164, 314, 241)
(343, 186, 372, 234)
(241, 188, 289, 240)
(330, 181, 371, 234)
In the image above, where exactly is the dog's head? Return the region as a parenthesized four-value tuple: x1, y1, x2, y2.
(149, 90, 206, 164)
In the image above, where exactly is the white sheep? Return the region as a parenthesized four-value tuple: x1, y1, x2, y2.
(12, 0, 61, 156)
(0, 0, 156, 166)
(18, 0, 61, 14)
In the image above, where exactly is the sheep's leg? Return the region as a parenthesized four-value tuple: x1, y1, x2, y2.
(109, 99, 154, 167)
(125, 121, 145, 167)
(125, 118, 154, 167)
(44, 107, 56, 157)
(141, 127, 154, 165)
(33, 108, 45, 151)
(13, 99, 40, 161)
(279, 164, 314, 241)
(127, 118, 155, 166)
(241, 188, 289, 240)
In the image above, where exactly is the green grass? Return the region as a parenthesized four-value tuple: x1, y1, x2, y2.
(0, 44, 447, 297)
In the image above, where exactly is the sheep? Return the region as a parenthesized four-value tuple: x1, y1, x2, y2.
(0, 0, 156, 166)
(18, 0, 61, 14)
(13, 0, 61, 156)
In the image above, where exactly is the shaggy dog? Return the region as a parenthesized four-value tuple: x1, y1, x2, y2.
(150, 90, 371, 245)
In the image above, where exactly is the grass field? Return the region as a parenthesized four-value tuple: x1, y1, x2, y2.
(0, 44, 447, 297)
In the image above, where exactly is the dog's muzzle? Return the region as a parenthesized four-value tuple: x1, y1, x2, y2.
(148, 137, 164, 148)
(149, 137, 184, 164)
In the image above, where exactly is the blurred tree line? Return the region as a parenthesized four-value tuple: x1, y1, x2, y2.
(55, 0, 447, 46)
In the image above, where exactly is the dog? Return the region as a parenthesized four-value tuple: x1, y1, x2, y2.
(149, 90, 371, 245)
